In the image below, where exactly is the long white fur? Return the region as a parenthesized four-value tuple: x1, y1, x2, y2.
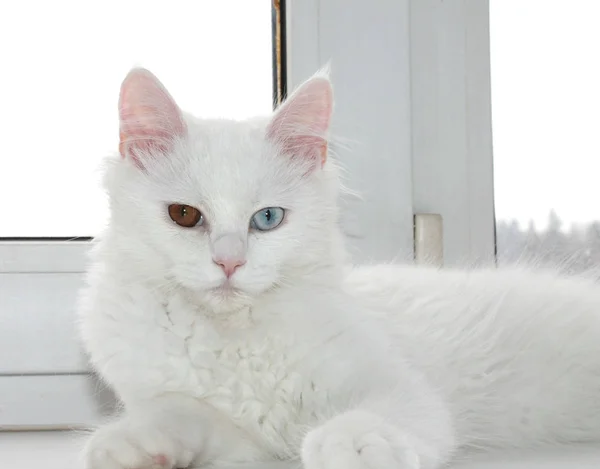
(78, 68, 600, 469)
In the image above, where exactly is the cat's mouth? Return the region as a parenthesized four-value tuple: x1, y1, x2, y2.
(196, 280, 256, 315)
(210, 281, 242, 297)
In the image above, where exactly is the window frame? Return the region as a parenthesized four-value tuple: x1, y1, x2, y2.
(286, 0, 495, 266)
(0, 0, 495, 429)
(408, 0, 495, 266)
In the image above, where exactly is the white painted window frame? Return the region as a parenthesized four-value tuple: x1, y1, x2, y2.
(0, 0, 494, 429)
(287, 0, 495, 266)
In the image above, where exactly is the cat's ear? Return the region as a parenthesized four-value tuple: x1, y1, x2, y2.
(266, 69, 333, 168)
(118, 68, 186, 166)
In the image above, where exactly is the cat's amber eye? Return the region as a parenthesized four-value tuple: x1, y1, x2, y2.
(168, 204, 203, 228)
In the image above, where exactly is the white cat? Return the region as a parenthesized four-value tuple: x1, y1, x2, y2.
(78, 67, 600, 469)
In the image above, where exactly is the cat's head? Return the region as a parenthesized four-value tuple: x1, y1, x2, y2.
(104, 67, 343, 313)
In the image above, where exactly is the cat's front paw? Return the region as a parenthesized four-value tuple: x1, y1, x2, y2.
(82, 419, 194, 469)
(301, 411, 420, 469)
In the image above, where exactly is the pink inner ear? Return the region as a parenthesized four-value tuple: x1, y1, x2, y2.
(267, 76, 333, 167)
(118, 68, 185, 164)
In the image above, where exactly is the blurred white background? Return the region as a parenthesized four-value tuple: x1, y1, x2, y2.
(491, 0, 600, 266)
(491, 0, 600, 230)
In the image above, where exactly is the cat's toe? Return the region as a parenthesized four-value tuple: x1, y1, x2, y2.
(357, 431, 420, 469)
(302, 426, 362, 469)
(82, 420, 188, 469)
(301, 413, 420, 469)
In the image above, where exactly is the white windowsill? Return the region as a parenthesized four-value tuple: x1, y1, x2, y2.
(2, 431, 600, 469)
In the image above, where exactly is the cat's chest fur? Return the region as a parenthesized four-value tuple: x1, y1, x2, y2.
(136, 291, 331, 449)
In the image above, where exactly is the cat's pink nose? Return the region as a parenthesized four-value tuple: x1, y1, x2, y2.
(213, 257, 246, 278)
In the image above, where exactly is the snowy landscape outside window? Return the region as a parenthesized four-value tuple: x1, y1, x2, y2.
(491, 0, 600, 270)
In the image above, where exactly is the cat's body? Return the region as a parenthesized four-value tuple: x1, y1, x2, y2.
(347, 265, 600, 450)
(81, 230, 454, 469)
(79, 68, 600, 469)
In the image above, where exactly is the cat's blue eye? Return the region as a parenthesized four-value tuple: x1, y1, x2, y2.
(250, 207, 285, 231)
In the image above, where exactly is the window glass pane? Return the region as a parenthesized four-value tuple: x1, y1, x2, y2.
(0, 1, 273, 237)
(491, 1, 600, 269)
